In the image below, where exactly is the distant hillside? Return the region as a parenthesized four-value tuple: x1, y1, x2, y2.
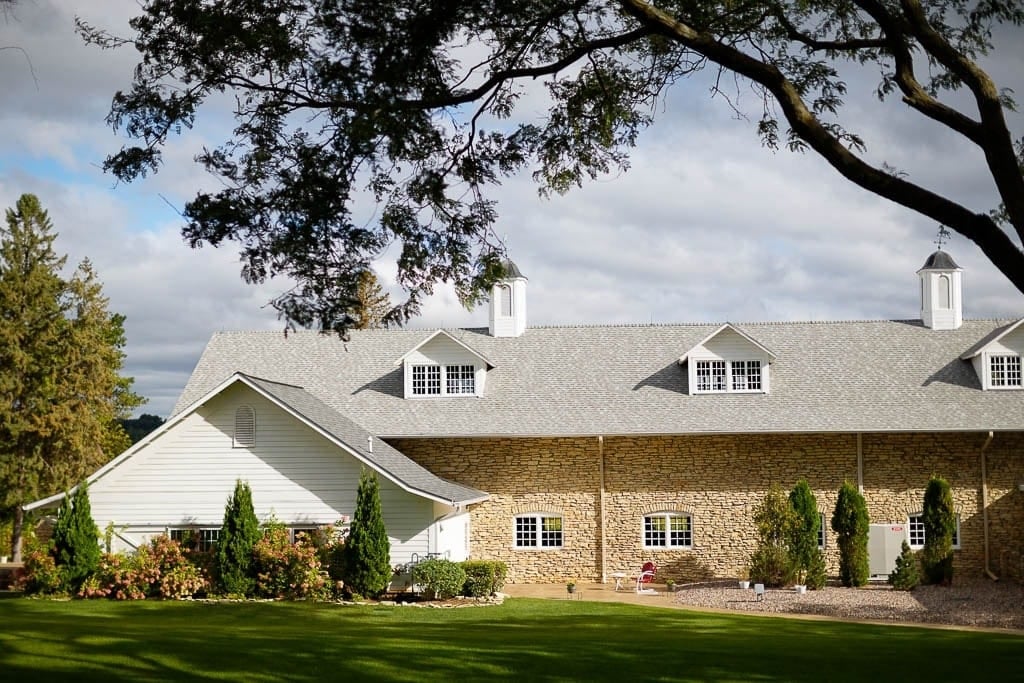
(119, 414, 166, 444)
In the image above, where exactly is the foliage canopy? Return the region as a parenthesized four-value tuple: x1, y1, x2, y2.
(79, 0, 1024, 333)
(831, 481, 870, 587)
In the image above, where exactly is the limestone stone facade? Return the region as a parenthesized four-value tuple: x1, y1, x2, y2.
(391, 431, 1024, 584)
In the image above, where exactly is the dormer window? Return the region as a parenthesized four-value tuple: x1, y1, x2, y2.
(411, 364, 476, 396)
(695, 360, 763, 393)
(989, 354, 1022, 388)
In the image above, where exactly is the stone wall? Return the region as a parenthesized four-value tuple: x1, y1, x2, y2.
(390, 432, 1024, 584)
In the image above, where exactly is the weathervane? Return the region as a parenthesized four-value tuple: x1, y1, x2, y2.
(934, 225, 951, 250)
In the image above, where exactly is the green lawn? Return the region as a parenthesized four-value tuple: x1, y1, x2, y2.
(0, 596, 1019, 682)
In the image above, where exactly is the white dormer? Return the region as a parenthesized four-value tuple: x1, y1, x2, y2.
(489, 260, 527, 337)
(394, 330, 494, 398)
(960, 318, 1024, 390)
(678, 324, 775, 395)
(918, 250, 963, 330)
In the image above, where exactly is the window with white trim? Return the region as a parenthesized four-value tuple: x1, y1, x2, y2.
(290, 527, 319, 544)
(169, 527, 221, 553)
(694, 360, 764, 393)
(514, 514, 563, 548)
(817, 513, 826, 550)
(411, 364, 476, 396)
(990, 355, 1022, 388)
(643, 512, 693, 549)
(907, 514, 960, 550)
(234, 405, 256, 447)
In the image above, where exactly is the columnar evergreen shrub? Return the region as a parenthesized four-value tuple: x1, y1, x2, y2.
(414, 558, 467, 599)
(921, 476, 955, 586)
(461, 560, 508, 597)
(831, 481, 869, 587)
(216, 480, 261, 596)
(52, 482, 101, 592)
(341, 470, 391, 598)
(788, 480, 821, 587)
(888, 540, 921, 591)
(747, 484, 798, 587)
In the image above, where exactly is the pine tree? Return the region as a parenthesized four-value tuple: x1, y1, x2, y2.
(351, 270, 391, 330)
(216, 480, 261, 596)
(831, 481, 870, 587)
(788, 480, 822, 587)
(52, 481, 101, 592)
(0, 194, 142, 561)
(921, 476, 955, 586)
(341, 469, 391, 597)
(888, 540, 921, 591)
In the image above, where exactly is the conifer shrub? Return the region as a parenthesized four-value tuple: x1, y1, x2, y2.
(805, 550, 828, 590)
(216, 480, 261, 596)
(461, 560, 508, 597)
(52, 482, 101, 592)
(921, 476, 955, 586)
(831, 481, 870, 587)
(888, 540, 921, 591)
(413, 558, 467, 599)
(340, 470, 391, 598)
(747, 484, 797, 587)
(788, 480, 821, 587)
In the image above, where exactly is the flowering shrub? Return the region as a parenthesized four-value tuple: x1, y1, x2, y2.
(16, 532, 64, 595)
(253, 524, 329, 600)
(75, 535, 207, 600)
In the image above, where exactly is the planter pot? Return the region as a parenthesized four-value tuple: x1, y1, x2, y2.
(566, 585, 576, 594)
(794, 585, 807, 594)
(738, 580, 750, 590)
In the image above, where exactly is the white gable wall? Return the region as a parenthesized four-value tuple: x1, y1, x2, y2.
(972, 326, 1024, 390)
(89, 384, 435, 560)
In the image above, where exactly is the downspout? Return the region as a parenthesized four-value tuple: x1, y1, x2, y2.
(598, 435, 606, 584)
(856, 433, 864, 493)
(981, 431, 998, 581)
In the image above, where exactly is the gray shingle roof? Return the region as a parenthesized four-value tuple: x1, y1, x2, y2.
(920, 250, 961, 270)
(240, 375, 487, 505)
(176, 318, 1024, 436)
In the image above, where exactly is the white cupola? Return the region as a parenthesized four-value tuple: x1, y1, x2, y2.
(917, 249, 963, 330)
(488, 259, 527, 337)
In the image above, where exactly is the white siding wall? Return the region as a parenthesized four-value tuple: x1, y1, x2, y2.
(975, 328, 1024, 390)
(89, 383, 435, 561)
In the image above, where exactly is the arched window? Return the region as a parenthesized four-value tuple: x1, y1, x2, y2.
(234, 405, 256, 447)
(938, 274, 951, 309)
(643, 512, 693, 549)
(498, 284, 512, 317)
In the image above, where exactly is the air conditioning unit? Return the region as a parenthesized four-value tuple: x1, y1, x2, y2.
(868, 524, 907, 577)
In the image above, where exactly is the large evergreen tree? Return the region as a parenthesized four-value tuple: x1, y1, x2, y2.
(0, 194, 142, 561)
(831, 481, 870, 587)
(52, 481, 101, 592)
(788, 480, 822, 587)
(79, 1, 1024, 332)
(921, 476, 956, 586)
(341, 470, 391, 598)
(216, 479, 261, 596)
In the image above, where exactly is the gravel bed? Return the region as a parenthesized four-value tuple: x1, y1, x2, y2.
(670, 579, 1024, 630)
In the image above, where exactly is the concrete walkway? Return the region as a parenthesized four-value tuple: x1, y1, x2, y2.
(502, 582, 686, 609)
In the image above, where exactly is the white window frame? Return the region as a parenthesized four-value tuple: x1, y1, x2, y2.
(168, 527, 221, 553)
(289, 527, 319, 544)
(693, 359, 764, 394)
(642, 512, 693, 550)
(514, 513, 563, 549)
(410, 363, 477, 397)
(988, 354, 1022, 389)
(817, 513, 826, 550)
(907, 513, 960, 550)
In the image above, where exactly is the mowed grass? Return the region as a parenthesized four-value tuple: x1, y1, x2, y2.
(0, 596, 1020, 682)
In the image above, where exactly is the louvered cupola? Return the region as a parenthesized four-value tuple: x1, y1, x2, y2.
(918, 249, 963, 330)
(488, 259, 527, 337)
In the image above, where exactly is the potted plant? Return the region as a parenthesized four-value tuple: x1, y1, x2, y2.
(566, 581, 576, 594)
(738, 569, 750, 590)
(665, 579, 676, 592)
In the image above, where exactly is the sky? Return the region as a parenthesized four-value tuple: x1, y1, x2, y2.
(0, 1, 1022, 418)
